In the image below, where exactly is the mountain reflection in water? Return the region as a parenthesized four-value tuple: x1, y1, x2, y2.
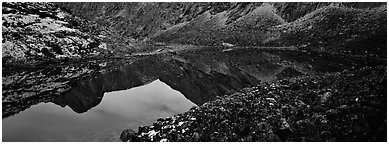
(2, 79, 196, 142)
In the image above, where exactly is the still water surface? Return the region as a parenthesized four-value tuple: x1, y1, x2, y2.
(2, 79, 196, 142)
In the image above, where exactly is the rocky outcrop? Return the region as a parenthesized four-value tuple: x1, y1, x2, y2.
(2, 2, 111, 63)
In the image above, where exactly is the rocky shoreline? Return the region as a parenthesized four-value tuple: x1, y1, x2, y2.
(121, 65, 386, 142)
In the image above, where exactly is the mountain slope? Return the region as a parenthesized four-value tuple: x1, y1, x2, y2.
(270, 4, 387, 57)
(153, 3, 286, 46)
(56, 2, 385, 49)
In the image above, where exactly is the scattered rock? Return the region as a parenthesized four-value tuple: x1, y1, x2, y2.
(320, 92, 332, 103)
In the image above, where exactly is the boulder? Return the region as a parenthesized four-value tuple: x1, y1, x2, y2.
(120, 129, 137, 142)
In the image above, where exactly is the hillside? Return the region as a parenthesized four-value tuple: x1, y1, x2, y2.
(153, 3, 286, 46)
(271, 4, 387, 58)
(56, 2, 386, 52)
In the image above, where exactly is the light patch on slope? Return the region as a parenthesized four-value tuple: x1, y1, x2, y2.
(2, 41, 26, 58)
(152, 21, 190, 37)
(233, 3, 286, 28)
(3, 13, 77, 34)
(115, 8, 128, 17)
(36, 17, 77, 33)
(189, 10, 228, 29)
(193, 10, 212, 24)
(56, 11, 67, 19)
(2, 13, 39, 25)
(210, 11, 229, 28)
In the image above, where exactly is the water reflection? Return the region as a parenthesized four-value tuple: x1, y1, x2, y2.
(2, 79, 196, 142)
(96, 79, 196, 121)
(55, 55, 260, 115)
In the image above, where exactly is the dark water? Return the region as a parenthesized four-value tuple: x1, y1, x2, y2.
(2, 79, 196, 142)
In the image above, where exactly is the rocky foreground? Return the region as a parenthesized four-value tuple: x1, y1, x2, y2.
(121, 65, 386, 142)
